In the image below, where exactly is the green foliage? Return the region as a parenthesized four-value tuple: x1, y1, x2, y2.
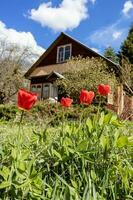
(0, 104, 17, 121)
(118, 24, 133, 94)
(119, 24, 133, 64)
(0, 112, 133, 199)
(56, 57, 117, 101)
(0, 102, 101, 124)
(104, 46, 118, 63)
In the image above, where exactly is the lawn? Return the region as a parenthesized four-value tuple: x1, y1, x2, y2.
(0, 106, 133, 199)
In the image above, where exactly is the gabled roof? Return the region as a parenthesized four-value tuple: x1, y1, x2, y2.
(29, 63, 68, 78)
(46, 71, 65, 80)
(25, 32, 118, 78)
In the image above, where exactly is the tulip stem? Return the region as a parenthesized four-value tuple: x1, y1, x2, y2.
(19, 110, 24, 131)
(97, 96, 102, 119)
(60, 107, 64, 145)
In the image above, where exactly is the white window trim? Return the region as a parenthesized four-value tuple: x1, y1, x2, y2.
(31, 84, 42, 99)
(31, 84, 42, 91)
(57, 44, 72, 63)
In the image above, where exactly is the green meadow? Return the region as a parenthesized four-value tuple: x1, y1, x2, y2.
(0, 104, 133, 200)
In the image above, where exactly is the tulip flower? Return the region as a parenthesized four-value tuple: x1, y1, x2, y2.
(17, 89, 38, 111)
(98, 84, 111, 96)
(79, 90, 95, 105)
(60, 97, 73, 107)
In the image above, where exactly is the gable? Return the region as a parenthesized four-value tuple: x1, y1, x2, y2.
(25, 32, 118, 78)
(38, 34, 99, 67)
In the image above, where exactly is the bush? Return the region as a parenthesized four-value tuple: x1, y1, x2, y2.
(0, 104, 18, 121)
(0, 101, 114, 128)
(56, 57, 117, 101)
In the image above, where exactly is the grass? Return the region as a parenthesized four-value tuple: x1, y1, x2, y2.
(0, 110, 133, 199)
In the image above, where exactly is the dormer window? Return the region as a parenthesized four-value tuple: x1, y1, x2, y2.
(57, 44, 72, 63)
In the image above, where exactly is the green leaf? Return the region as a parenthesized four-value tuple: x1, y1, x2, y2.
(77, 140, 88, 151)
(91, 170, 96, 181)
(71, 180, 78, 189)
(54, 173, 75, 194)
(53, 161, 59, 167)
(64, 187, 70, 200)
(52, 149, 62, 160)
(104, 113, 112, 124)
(100, 135, 109, 150)
(63, 137, 73, 147)
(11, 148, 17, 160)
(116, 136, 128, 148)
(99, 112, 104, 126)
(128, 136, 133, 146)
(21, 150, 30, 160)
(86, 118, 93, 133)
(0, 181, 10, 189)
(0, 166, 10, 180)
(17, 161, 26, 173)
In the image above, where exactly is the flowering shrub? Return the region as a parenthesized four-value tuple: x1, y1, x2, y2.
(56, 57, 117, 101)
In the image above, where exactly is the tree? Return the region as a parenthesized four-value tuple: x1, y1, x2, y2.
(119, 24, 133, 64)
(104, 46, 118, 63)
(119, 58, 133, 95)
(0, 41, 37, 104)
(118, 24, 133, 95)
(56, 57, 117, 101)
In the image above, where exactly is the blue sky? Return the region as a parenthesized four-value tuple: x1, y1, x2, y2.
(0, 0, 133, 58)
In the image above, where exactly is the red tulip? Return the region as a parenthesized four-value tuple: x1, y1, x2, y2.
(60, 97, 73, 107)
(98, 84, 111, 96)
(17, 89, 38, 111)
(79, 90, 95, 105)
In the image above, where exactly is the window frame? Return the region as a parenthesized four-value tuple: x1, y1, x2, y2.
(30, 84, 42, 99)
(57, 44, 72, 63)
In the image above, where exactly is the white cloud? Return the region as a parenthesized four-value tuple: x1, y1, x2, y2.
(89, 23, 127, 50)
(29, 0, 88, 32)
(87, 1, 133, 51)
(122, 0, 133, 16)
(0, 21, 44, 64)
(112, 31, 122, 40)
(91, 47, 99, 53)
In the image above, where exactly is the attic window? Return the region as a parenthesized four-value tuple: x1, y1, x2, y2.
(57, 44, 72, 63)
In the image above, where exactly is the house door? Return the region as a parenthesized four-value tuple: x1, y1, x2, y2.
(42, 83, 58, 100)
(43, 84, 50, 99)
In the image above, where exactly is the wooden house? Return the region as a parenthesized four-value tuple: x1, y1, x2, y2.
(25, 32, 118, 100)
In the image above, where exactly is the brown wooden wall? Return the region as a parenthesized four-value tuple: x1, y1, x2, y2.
(38, 35, 99, 67)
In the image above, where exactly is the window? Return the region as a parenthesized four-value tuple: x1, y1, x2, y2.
(57, 44, 72, 63)
(31, 83, 58, 100)
(31, 84, 42, 99)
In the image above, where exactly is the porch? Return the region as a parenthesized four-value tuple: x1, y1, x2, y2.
(30, 71, 64, 100)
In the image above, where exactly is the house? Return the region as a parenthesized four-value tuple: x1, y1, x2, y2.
(25, 32, 118, 100)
